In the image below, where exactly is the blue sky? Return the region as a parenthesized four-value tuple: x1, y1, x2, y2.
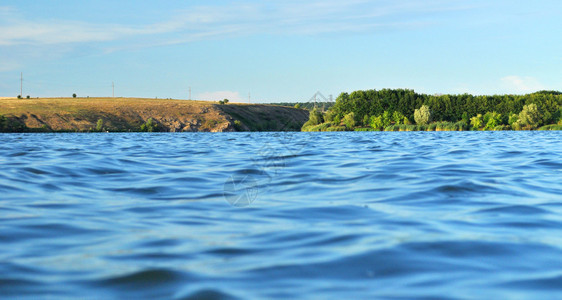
(0, 0, 561, 102)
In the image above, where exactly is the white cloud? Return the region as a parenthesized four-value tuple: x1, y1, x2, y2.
(196, 91, 243, 102)
(500, 76, 544, 94)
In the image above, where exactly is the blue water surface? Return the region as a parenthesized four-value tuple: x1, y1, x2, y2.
(0, 132, 561, 299)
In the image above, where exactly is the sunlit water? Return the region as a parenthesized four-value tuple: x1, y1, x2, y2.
(1, 132, 561, 299)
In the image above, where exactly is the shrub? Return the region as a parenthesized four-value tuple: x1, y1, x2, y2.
(96, 119, 104, 131)
(384, 125, 399, 131)
(302, 109, 324, 129)
(140, 118, 158, 132)
(428, 123, 437, 131)
(233, 120, 243, 131)
(325, 126, 346, 131)
(354, 128, 375, 131)
(493, 125, 511, 131)
(17, 95, 22, 99)
(303, 122, 333, 132)
(223, 99, 229, 104)
(414, 105, 432, 125)
(294, 103, 301, 109)
(73, 93, 77, 98)
(343, 112, 356, 129)
(455, 121, 468, 131)
(26, 95, 30, 99)
(470, 114, 483, 130)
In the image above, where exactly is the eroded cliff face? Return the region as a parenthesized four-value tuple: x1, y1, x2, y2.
(0, 98, 308, 132)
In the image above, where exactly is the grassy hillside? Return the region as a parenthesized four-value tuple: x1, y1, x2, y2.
(0, 97, 309, 132)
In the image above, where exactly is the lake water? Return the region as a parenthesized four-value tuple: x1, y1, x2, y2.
(1, 132, 561, 299)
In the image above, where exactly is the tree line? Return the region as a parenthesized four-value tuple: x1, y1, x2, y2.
(303, 89, 562, 131)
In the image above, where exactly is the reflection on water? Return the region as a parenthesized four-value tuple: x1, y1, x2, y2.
(0, 132, 561, 299)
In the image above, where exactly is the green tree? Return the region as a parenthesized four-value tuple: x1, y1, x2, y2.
(370, 115, 383, 130)
(518, 103, 541, 128)
(382, 111, 392, 128)
(324, 110, 334, 122)
(470, 114, 483, 130)
(461, 112, 469, 123)
(403, 117, 411, 125)
(414, 105, 432, 125)
(362, 115, 370, 127)
(223, 99, 229, 104)
(343, 112, 356, 129)
(392, 111, 405, 125)
(484, 112, 502, 130)
(73, 93, 77, 98)
(333, 115, 341, 126)
(508, 113, 519, 126)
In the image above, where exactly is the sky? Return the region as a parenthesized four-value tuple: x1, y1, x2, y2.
(0, 0, 561, 102)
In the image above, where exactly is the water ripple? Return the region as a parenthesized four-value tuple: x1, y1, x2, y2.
(0, 131, 561, 298)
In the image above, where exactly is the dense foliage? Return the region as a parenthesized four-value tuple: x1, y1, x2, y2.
(302, 89, 562, 131)
(329, 89, 562, 126)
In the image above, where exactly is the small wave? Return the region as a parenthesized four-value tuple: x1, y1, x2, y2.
(501, 274, 562, 291)
(475, 205, 549, 216)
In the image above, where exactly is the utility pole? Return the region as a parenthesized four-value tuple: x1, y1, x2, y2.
(20, 72, 23, 97)
(112, 82, 114, 98)
(248, 92, 251, 104)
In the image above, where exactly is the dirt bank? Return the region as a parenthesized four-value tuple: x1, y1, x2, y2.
(0, 97, 309, 132)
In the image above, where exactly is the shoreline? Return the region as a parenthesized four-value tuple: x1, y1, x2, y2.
(0, 97, 308, 133)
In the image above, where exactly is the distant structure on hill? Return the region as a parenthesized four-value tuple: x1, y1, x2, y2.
(269, 91, 335, 111)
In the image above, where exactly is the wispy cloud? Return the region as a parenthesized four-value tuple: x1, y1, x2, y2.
(500, 76, 544, 94)
(0, 1, 477, 47)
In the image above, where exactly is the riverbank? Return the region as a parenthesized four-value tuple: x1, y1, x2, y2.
(0, 97, 309, 132)
(303, 122, 562, 132)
